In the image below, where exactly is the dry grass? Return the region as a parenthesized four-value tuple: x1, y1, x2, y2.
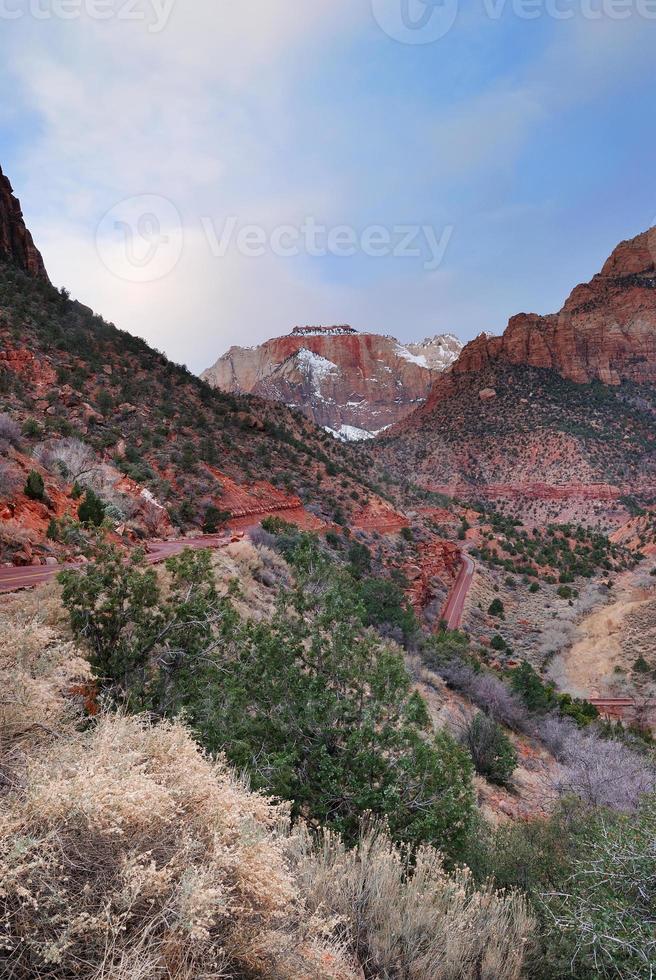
(0, 712, 359, 979)
(291, 824, 534, 980)
(0, 583, 88, 790)
(0, 585, 356, 979)
(209, 540, 291, 620)
(0, 582, 535, 980)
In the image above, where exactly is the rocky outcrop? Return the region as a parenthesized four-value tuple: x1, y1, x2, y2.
(405, 334, 463, 371)
(424, 482, 627, 501)
(201, 326, 462, 438)
(454, 226, 656, 385)
(0, 166, 48, 280)
(404, 539, 461, 613)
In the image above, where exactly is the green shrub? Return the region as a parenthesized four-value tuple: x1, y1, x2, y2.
(78, 489, 106, 527)
(557, 692, 599, 726)
(347, 541, 372, 578)
(510, 661, 555, 714)
(488, 598, 505, 617)
(24, 470, 45, 501)
(464, 712, 517, 787)
(202, 505, 230, 534)
(21, 418, 41, 438)
(60, 542, 475, 858)
(357, 577, 417, 641)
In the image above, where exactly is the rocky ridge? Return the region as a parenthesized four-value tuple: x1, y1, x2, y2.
(201, 326, 462, 439)
(0, 166, 48, 280)
(454, 227, 656, 386)
(376, 227, 656, 516)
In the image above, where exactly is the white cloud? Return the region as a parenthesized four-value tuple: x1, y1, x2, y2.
(2, 1, 655, 371)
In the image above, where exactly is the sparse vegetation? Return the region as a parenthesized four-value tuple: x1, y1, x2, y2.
(24, 468, 45, 501)
(59, 538, 475, 857)
(463, 712, 518, 787)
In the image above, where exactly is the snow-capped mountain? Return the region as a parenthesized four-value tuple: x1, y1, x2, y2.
(201, 326, 462, 440)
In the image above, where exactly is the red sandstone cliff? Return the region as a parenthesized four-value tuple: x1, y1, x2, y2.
(0, 166, 48, 280)
(454, 227, 656, 385)
(201, 326, 461, 438)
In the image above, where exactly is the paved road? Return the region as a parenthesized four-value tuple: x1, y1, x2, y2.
(442, 552, 475, 630)
(0, 532, 237, 595)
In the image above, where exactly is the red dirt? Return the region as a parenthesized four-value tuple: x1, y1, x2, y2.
(426, 482, 625, 502)
(404, 540, 462, 613)
(229, 507, 326, 532)
(352, 499, 409, 534)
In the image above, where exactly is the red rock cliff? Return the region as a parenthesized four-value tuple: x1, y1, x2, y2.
(454, 227, 656, 385)
(0, 165, 49, 280)
(202, 327, 461, 438)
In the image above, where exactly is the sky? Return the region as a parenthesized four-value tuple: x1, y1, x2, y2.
(2, 0, 656, 372)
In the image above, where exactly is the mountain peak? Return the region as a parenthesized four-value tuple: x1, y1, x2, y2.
(202, 328, 462, 439)
(452, 225, 656, 386)
(291, 325, 357, 337)
(0, 165, 49, 281)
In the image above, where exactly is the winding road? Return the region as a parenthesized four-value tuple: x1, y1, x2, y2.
(1, 530, 480, 633)
(0, 532, 236, 595)
(441, 552, 475, 630)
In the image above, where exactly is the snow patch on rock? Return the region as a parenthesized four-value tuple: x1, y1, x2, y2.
(325, 423, 391, 443)
(395, 345, 429, 368)
(295, 348, 339, 392)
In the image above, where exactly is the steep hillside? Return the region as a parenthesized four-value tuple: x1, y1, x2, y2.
(202, 326, 461, 439)
(376, 228, 656, 520)
(0, 264, 396, 549)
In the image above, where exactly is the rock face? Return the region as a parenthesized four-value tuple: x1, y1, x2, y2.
(0, 166, 48, 280)
(404, 334, 463, 371)
(201, 326, 462, 439)
(454, 227, 656, 385)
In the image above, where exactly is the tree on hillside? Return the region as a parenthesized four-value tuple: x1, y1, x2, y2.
(488, 598, 505, 618)
(78, 488, 106, 527)
(463, 712, 517, 787)
(60, 538, 476, 858)
(58, 546, 226, 708)
(38, 437, 97, 483)
(24, 470, 45, 501)
(188, 602, 474, 855)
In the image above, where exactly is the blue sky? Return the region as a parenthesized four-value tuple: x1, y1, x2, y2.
(1, 0, 655, 371)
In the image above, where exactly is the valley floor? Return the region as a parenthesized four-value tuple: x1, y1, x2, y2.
(551, 567, 656, 711)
